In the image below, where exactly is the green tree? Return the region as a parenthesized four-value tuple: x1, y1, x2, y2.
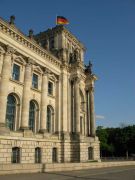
(96, 125, 135, 158)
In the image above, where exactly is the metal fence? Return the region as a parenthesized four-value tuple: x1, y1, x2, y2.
(101, 157, 135, 161)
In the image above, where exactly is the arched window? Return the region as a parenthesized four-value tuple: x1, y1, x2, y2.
(29, 101, 36, 132)
(35, 147, 41, 163)
(52, 147, 57, 163)
(88, 147, 93, 160)
(6, 94, 17, 130)
(12, 147, 20, 163)
(47, 106, 54, 133)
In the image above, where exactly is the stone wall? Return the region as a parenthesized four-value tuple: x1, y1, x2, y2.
(0, 161, 135, 175)
(0, 133, 100, 164)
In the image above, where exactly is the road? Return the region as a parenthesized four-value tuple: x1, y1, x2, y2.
(0, 165, 135, 180)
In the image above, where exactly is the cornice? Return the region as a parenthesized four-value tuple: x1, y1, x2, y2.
(0, 17, 61, 68)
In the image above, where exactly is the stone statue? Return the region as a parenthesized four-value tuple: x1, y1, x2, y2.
(9, 15, 15, 25)
(85, 60, 92, 74)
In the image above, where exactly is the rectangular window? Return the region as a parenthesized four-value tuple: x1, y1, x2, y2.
(32, 74, 38, 89)
(12, 64, 20, 81)
(35, 147, 41, 163)
(12, 147, 20, 163)
(52, 148, 57, 163)
(48, 81, 53, 95)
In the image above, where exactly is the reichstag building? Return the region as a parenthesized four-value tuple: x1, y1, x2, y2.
(0, 16, 100, 172)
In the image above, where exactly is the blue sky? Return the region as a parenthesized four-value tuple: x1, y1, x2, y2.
(0, 0, 135, 127)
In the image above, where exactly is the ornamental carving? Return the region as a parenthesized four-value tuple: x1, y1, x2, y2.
(13, 55, 26, 65)
(0, 46, 5, 55)
(0, 18, 61, 68)
(42, 67, 51, 75)
(85, 86, 94, 92)
(26, 57, 35, 65)
(71, 76, 80, 84)
(32, 65, 43, 74)
(5, 45, 16, 55)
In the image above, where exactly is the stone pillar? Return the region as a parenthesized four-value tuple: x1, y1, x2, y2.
(74, 77, 80, 133)
(20, 59, 32, 130)
(61, 69, 68, 133)
(40, 70, 48, 133)
(70, 80, 74, 132)
(57, 76, 62, 134)
(0, 49, 4, 74)
(67, 76, 71, 132)
(89, 87, 96, 136)
(86, 90, 90, 136)
(0, 45, 15, 134)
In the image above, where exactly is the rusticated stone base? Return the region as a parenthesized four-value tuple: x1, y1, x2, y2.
(0, 132, 100, 170)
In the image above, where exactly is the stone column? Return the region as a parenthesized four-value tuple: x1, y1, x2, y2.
(89, 87, 96, 136)
(57, 76, 62, 135)
(0, 45, 15, 134)
(70, 80, 74, 132)
(61, 69, 68, 133)
(0, 49, 4, 74)
(40, 70, 48, 133)
(74, 77, 80, 133)
(67, 76, 71, 132)
(20, 59, 32, 130)
(85, 90, 90, 136)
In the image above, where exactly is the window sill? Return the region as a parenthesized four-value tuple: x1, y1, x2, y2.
(10, 78, 24, 86)
(31, 87, 41, 93)
(48, 94, 55, 98)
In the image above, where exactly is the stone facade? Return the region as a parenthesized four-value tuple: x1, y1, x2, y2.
(0, 16, 100, 168)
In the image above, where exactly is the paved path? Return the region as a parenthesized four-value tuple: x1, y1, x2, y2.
(0, 165, 135, 180)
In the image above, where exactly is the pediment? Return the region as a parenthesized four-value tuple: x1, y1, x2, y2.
(14, 55, 26, 65)
(48, 74, 57, 82)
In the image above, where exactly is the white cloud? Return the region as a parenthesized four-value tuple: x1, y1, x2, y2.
(95, 115, 105, 120)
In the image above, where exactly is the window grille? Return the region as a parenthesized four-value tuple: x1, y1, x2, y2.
(52, 147, 57, 163)
(88, 147, 93, 160)
(35, 147, 41, 163)
(12, 147, 20, 163)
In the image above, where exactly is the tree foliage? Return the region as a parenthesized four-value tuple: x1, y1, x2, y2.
(96, 125, 135, 157)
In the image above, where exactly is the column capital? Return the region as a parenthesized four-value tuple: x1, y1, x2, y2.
(5, 45, 16, 56)
(90, 87, 94, 92)
(26, 57, 35, 65)
(71, 76, 80, 84)
(85, 86, 94, 92)
(57, 74, 62, 82)
(0, 46, 5, 55)
(42, 67, 50, 75)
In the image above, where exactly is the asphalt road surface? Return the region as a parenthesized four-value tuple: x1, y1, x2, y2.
(0, 165, 135, 180)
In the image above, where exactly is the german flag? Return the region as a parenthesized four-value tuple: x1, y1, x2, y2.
(56, 16, 69, 25)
